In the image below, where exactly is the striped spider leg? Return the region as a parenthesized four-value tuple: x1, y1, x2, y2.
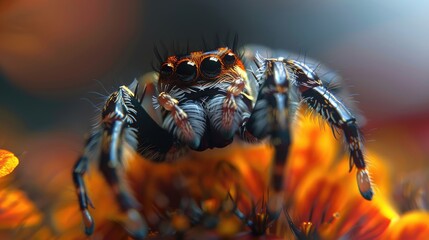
(285, 58, 374, 200)
(237, 54, 373, 234)
(250, 55, 374, 201)
(73, 84, 176, 239)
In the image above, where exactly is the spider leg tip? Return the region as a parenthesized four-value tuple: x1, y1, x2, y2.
(361, 189, 374, 201)
(82, 209, 95, 235)
(124, 209, 148, 239)
(356, 168, 374, 201)
(84, 226, 95, 236)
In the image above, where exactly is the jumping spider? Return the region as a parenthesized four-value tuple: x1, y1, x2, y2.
(73, 40, 374, 238)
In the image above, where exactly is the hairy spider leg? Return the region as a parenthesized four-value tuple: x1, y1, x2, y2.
(73, 84, 176, 239)
(240, 59, 292, 234)
(285, 59, 374, 200)
(73, 133, 99, 235)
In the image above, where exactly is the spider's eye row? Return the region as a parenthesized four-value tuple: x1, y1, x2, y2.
(222, 52, 236, 66)
(201, 56, 222, 79)
(160, 63, 174, 77)
(176, 60, 198, 83)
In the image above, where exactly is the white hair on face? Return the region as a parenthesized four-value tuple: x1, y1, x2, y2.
(162, 100, 206, 147)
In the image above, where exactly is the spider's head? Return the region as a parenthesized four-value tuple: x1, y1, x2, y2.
(154, 47, 255, 150)
(157, 47, 246, 88)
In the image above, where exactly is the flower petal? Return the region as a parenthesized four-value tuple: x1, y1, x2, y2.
(0, 149, 19, 177)
(0, 188, 41, 229)
(382, 211, 429, 240)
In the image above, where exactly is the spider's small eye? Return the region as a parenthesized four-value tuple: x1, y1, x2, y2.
(176, 60, 198, 83)
(222, 52, 236, 66)
(201, 56, 222, 79)
(160, 63, 174, 77)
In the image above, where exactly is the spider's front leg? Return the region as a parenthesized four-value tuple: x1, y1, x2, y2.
(73, 83, 175, 238)
(285, 59, 374, 200)
(72, 134, 99, 235)
(241, 59, 292, 229)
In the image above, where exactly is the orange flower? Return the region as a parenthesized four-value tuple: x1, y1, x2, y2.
(6, 112, 427, 239)
(0, 150, 42, 239)
(285, 157, 397, 239)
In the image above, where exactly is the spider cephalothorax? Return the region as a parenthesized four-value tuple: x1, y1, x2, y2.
(73, 42, 374, 239)
(156, 47, 254, 151)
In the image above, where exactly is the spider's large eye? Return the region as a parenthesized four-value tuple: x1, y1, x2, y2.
(160, 63, 174, 77)
(176, 60, 198, 83)
(222, 52, 236, 67)
(201, 56, 222, 79)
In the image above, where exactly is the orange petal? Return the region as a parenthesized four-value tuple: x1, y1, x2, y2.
(291, 165, 397, 240)
(0, 149, 19, 177)
(285, 112, 341, 196)
(382, 211, 429, 240)
(0, 188, 41, 228)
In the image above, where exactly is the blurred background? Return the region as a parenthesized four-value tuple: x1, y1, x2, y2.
(1, 0, 428, 221)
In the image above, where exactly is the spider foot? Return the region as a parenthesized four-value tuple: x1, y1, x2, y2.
(267, 191, 283, 217)
(81, 209, 95, 235)
(357, 168, 374, 200)
(122, 209, 148, 239)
